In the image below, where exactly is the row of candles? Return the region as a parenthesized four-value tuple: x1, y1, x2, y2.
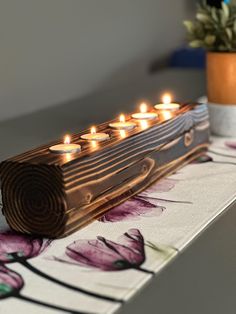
(49, 93, 180, 154)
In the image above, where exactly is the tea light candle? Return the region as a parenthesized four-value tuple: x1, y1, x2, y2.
(155, 94, 180, 111)
(109, 114, 136, 130)
(132, 103, 157, 120)
(49, 135, 81, 154)
(81, 127, 109, 142)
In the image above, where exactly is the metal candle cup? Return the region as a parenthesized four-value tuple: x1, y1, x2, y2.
(49, 135, 81, 154)
(81, 127, 109, 142)
(132, 103, 157, 120)
(109, 114, 136, 130)
(154, 94, 180, 112)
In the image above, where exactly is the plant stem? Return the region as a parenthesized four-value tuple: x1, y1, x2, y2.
(11, 254, 123, 304)
(139, 195, 192, 204)
(145, 241, 179, 253)
(16, 294, 92, 314)
(209, 150, 236, 159)
(134, 267, 155, 275)
(213, 161, 236, 166)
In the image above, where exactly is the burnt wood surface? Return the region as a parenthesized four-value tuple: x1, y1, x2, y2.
(0, 103, 210, 237)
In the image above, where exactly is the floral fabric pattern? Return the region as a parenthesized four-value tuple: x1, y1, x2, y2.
(0, 231, 51, 263)
(55, 229, 146, 272)
(0, 136, 236, 314)
(99, 178, 176, 223)
(0, 265, 23, 299)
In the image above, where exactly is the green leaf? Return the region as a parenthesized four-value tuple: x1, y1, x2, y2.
(211, 7, 218, 22)
(183, 0, 236, 52)
(204, 23, 214, 30)
(196, 13, 212, 23)
(221, 13, 227, 26)
(145, 241, 178, 257)
(0, 283, 12, 296)
(189, 40, 204, 48)
(201, 0, 207, 9)
(205, 34, 216, 45)
(183, 20, 195, 34)
(222, 2, 230, 20)
(233, 20, 236, 33)
(226, 28, 232, 40)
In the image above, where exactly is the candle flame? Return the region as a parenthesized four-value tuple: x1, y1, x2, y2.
(64, 135, 71, 144)
(120, 114, 125, 123)
(162, 93, 172, 105)
(140, 103, 147, 113)
(91, 126, 96, 134)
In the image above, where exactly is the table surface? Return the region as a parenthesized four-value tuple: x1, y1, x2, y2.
(1, 69, 236, 314)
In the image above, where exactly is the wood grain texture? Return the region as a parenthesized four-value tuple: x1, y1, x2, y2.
(0, 103, 210, 237)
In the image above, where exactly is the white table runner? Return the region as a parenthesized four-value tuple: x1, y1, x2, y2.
(0, 136, 236, 314)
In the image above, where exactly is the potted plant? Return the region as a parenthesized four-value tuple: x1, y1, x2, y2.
(184, 0, 236, 137)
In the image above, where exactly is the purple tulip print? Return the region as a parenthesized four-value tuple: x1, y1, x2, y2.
(141, 178, 176, 194)
(55, 229, 153, 274)
(0, 266, 95, 314)
(0, 230, 121, 303)
(0, 265, 23, 299)
(225, 141, 236, 150)
(0, 231, 51, 263)
(99, 197, 165, 223)
(99, 178, 181, 223)
(135, 178, 192, 205)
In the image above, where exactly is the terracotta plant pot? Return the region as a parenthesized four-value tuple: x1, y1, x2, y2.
(207, 52, 236, 104)
(207, 52, 236, 137)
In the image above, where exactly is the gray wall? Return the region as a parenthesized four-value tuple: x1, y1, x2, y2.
(0, 0, 188, 121)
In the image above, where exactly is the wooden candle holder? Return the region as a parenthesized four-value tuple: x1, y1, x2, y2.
(0, 103, 210, 238)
